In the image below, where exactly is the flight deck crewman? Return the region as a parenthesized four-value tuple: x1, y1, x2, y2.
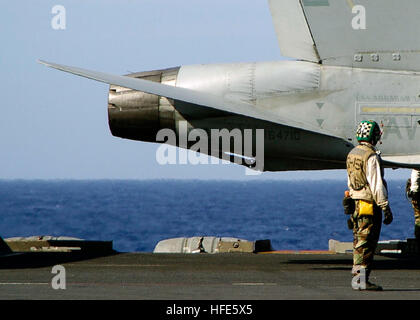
(346, 120, 393, 291)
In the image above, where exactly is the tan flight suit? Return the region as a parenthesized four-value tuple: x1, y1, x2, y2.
(346, 142, 387, 280)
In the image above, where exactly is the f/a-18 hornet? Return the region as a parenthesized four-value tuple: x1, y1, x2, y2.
(40, 0, 420, 173)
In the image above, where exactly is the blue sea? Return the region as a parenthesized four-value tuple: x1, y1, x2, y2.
(0, 180, 415, 252)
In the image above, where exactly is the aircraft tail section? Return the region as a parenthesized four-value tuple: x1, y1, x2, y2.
(268, 0, 320, 63)
(38, 60, 342, 139)
(269, 0, 420, 72)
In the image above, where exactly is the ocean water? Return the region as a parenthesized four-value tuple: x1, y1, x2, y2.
(0, 180, 415, 252)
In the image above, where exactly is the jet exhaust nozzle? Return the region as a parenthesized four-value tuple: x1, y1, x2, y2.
(107, 67, 180, 142)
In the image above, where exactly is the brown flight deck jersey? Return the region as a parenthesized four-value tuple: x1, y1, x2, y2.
(346, 143, 381, 203)
(347, 142, 389, 210)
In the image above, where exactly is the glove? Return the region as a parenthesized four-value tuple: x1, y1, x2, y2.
(383, 206, 393, 225)
(342, 191, 355, 215)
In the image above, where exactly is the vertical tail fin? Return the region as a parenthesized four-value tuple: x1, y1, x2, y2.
(268, 0, 319, 62)
(269, 0, 420, 71)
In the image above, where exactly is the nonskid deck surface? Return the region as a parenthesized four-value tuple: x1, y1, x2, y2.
(1, 251, 420, 300)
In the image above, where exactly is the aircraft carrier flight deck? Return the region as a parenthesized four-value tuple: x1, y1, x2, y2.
(2, 236, 420, 300)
